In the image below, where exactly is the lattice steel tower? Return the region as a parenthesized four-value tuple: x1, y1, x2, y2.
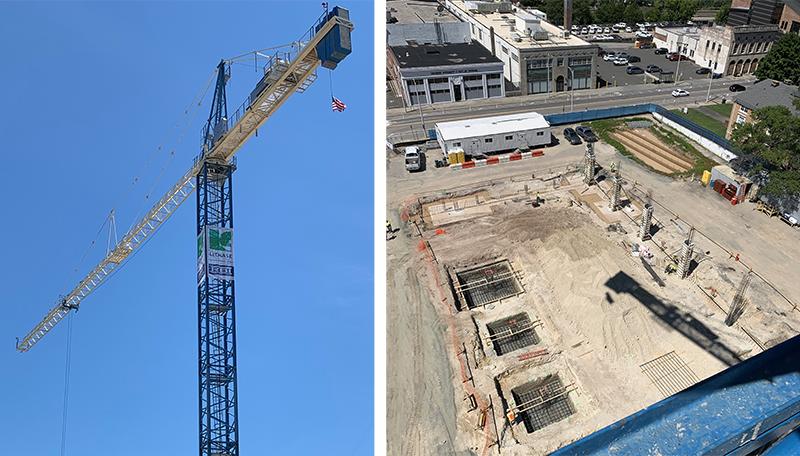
(196, 62, 239, 456)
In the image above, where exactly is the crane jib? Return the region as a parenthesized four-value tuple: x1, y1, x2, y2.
(17, 7, 353, 352)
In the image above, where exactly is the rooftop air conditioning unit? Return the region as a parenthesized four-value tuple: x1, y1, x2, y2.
(534, 30, 549, 40)
(510, 33, 522, 42)
(563, 30, 570, 39)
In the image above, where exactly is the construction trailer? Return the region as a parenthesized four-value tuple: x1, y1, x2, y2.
(435, 112, 551, 157)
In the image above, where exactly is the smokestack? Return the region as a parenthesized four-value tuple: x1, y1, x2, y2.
(564, 0, 573, 34)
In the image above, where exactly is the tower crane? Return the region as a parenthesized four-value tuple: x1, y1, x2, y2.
(16, 6, 353, 456)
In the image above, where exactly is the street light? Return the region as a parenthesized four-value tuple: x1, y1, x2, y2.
(568, 66, 575, 113)
(675, 39, 682, 86)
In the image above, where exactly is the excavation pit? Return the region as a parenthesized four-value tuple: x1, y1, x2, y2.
(512, 375, 576, 434)
(487, 312, 540, 355)
(455, 260, 522, 309)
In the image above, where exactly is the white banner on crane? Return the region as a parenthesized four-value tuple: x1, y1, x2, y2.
(197, 226, 234, 284)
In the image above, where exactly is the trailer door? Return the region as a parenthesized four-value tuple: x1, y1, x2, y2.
(470, 139, 481, 155)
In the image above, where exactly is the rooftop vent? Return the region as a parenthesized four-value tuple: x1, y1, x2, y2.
(772, 80, 780, 87)
(510, 33, 522, 42)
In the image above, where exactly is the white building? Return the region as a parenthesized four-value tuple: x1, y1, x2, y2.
(435, 112, 551, 155)
(653, 26, 702, 61)
(444, 0, 597, 96)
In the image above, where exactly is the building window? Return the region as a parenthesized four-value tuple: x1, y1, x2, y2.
(712, 42, 715, 50)
(505, 135, 513, 140)
(526, 59, 551, 94)
(485, 138, 493, 143)
(407, 79, 427, 106)
(453, 142, 461, 147)
(739, 105, 749, 114)
(737, 113, 747, 123)
(756, 42, 762, 53)
(502, 46, 508, 54)
(557, 58, 563, 66)
(748, 42, 754, 53)
(463, 74, 485, 100)
(733, 43, 739, 54)
(568, 57, 592, 90)
(428, 77, 451, 103)
(706, 40, 710, 48)
(487, 73, 502, 98)
(512, 53, 519, 62)
(478, 29, 483, 40)
(472, 23, 475, 34)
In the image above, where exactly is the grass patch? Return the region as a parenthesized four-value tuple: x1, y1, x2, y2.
(650, 125, 716, 177)
(705, 103, 733, 118)
(670, 108, 727, 137)
(585, 117, 652, 170)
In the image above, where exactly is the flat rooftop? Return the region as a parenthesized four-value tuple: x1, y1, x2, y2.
(387, 0, 461, 24)
(657, 26, 702, 39)
(436, 111, 549, 140)
(391, 42, 502, 69)
(447, 0, 592, 50)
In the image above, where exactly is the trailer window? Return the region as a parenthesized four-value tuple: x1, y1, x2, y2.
(453, 142, 461, 147)
(485, 138, 493, 143)
(505, 135, 513, 140)
(537, 132, 544, 136)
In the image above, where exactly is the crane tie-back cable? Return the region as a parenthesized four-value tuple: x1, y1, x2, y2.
(58, 68, 218, 298)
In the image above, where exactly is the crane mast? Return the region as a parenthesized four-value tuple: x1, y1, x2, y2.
(17, 7, 353, 456)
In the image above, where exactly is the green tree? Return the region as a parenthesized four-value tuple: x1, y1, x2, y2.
(755, 33, 800, 84)
(520, 0, 545, 7)
(715, 3, 730, 24)
(543, 0, 564, 25)
(573, 0, 595, 25)
(644, 6, 662, 21)
(730, 104, 800, 209)
(624, 3, 645, 22)
(594, 0, 625, 23)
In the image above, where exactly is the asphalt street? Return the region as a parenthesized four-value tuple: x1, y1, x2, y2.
(387, 73, 756, 138)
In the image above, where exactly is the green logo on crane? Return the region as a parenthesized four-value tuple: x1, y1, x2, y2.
(198, 233, 204, 258)
(209, 228, 232, 251)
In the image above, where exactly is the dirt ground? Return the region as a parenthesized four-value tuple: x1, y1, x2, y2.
(386, 126, 800, 455)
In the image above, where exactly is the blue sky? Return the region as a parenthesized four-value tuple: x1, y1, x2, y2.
(1, 2, 373, 454)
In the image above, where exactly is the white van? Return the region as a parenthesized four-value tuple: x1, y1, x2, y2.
(404, 146, 421, 172)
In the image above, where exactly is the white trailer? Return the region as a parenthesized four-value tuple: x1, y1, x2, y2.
(435, 112, 551, 156)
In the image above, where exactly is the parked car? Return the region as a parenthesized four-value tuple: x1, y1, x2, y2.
(613, 57, 629, 66)
(616, 52, 629, 58)
(638, 42, 653, 49)
(712, 72, 723, 79)
(564, 128, 582, 145)
(729, 83, 747, 92)
(646, 64, 662, 73)
(598, 48, 606, 56)
(627, 55, 641, 62)
(672, 88, 690, 97)
(696, 67, 712, 74)
(627, 66, 644, 74)
(604, 27, 611, 33)
(626, 26, 633, 32)
(575, 126, 598, 142)
(404, 146, 421, 172)
(655, 47, 669, 54)
(603, 52, 617, 61)
(668, 53, 687, 61)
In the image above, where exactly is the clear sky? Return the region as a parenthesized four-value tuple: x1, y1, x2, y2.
(1, 2, 373, 454)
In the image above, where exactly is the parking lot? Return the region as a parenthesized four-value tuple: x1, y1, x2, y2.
(595, 42, 714, 89)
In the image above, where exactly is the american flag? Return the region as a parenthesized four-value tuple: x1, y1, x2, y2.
(332, 96, 346, 112)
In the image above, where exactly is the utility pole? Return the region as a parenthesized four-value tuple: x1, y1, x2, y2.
(568, 67, 575, 112)
(706, 71, 713, 102)
(675, 38, 682, 85)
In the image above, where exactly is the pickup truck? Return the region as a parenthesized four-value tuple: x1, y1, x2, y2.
(405, 146, 421, 172)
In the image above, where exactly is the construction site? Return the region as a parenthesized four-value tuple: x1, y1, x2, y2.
(386, 114, 800, 455)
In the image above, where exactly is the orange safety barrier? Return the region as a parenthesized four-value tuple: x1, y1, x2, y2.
(531, 150, 544, 157)
(487, 157, 499, 165)
(462, 161, 476, 169)
(509, 154, 522, 161)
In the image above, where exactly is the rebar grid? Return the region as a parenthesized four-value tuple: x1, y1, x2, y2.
(640, 351, 699, 398)
(487, 313, 540, 355)
(512, 377, 575, 433)
(455, 260, 522, 308)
